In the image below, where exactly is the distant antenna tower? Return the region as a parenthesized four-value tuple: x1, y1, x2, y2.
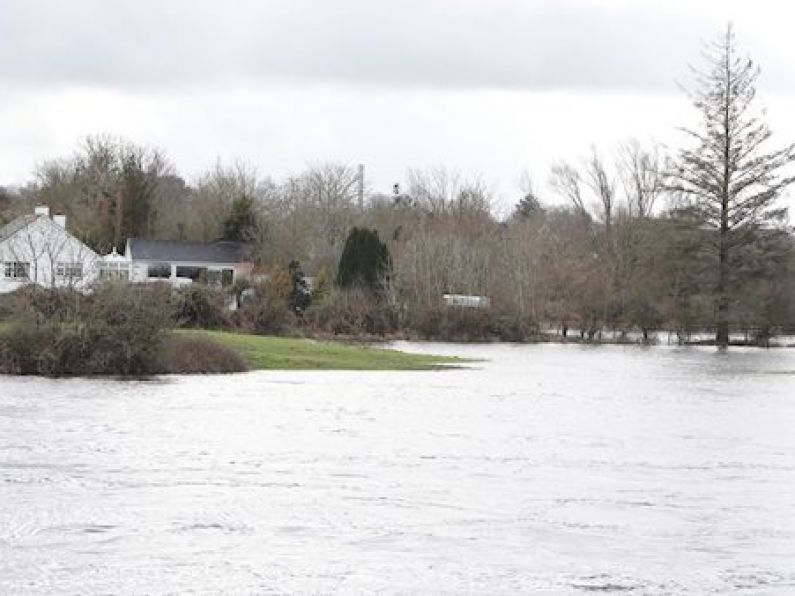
(357, 164, 365, 210)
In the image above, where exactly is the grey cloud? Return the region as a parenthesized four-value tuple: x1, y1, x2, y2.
(0, 0, 771, 92)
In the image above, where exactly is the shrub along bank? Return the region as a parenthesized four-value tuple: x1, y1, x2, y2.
(0, 285, 245, 376)
(0, 285, 457, 376)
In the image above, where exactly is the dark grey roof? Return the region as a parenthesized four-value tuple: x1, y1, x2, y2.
(127, 238, 249, 264)
(0, 215, 36, 242)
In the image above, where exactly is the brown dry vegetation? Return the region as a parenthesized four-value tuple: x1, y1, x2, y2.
(4, 32, 795, 352)
(4, 152, 795, 346)
(160, 334, 247, 374)
(0, 285, 242, 376)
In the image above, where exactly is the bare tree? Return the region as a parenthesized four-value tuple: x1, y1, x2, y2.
(406, 167, 463, 214)
(31, 135, 174, 252)
(549, 162, 589, 221)
(585, 149, 616, 253)
(189, 159, 263, 242)
(618, 140, 666, 219)
(405, 167, 493, 217)
(303, 162, 360, 249)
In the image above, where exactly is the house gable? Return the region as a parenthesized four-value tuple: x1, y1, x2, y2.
(0, 211, 99, 293)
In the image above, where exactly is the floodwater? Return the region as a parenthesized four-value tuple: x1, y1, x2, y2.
(1, 344, 795, 594)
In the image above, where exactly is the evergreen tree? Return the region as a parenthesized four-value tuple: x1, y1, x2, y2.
(671, 25, 795, 347)
(336, 227, 391, 293)
(514, 191, 543, 220)
(222, 195, 258, 242)
(117, 148, 159, 247)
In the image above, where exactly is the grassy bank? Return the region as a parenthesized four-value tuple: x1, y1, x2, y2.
(179, 329, 461, 371)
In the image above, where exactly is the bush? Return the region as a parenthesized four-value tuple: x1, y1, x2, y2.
(3, 285, 79, 324)
(488, 314, 539, 342)
(409, 307, 489, 341)
(160, 335, 247, 374)
(0, 284, 173, 376)
(408, 307, 536, 342)
(0, 292, 18, 321)
(235, 278, 294, 334)
(305, 288, 397, 336)
(0, 323, 61, 374)
(83, 283, 174, 375)
(172, 285, 230, 329)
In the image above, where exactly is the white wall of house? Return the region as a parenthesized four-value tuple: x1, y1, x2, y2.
(0, 213, 100, 294)
(0, 209, 252, 296)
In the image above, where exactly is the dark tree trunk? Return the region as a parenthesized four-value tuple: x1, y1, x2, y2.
(716, 59, 731, 350)
(716, 234, 730, 347)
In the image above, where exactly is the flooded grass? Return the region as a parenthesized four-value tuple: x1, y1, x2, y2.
(178, 329, 463, 370)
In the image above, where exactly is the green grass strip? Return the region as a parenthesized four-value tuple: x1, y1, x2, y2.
(177, 329, 463, 371)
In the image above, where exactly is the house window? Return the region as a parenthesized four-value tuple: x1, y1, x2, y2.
(147, 263, 172, 279)
(204, 269, 234, 287)
(205, 270, 220, 286)
(3, 261, 30, 279)
(99, 262, 130, 281)
(56, 262, 83, 279)
(176, 266, 208, 282)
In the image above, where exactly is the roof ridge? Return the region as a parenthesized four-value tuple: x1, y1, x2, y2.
(129, 237, 245, 245)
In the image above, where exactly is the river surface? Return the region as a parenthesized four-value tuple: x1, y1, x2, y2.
(1, 343, 795, 594)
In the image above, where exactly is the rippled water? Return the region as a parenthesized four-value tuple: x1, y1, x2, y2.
(2, 343, 795, 594)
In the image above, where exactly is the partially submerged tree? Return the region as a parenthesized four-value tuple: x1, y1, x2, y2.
(671, 24, 795, 346)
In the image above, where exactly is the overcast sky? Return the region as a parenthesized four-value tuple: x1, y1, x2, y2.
(2, 0, 795, 211)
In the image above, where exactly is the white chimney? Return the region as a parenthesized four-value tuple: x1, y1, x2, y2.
(53, 214, 67, 228)
(34, 206, 50, 217)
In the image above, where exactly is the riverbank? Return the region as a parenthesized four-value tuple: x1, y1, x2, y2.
(299, 327, 795, 348)
(178, 330, 462, 371)
(0, 323, 461, 374)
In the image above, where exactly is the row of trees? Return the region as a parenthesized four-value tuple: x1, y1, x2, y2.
(2, 26, 794, 345)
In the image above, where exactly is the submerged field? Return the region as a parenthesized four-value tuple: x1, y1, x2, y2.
(177, 329, 461, 371)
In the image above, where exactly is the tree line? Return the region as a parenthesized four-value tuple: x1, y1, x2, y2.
(2, 26, 794, 345)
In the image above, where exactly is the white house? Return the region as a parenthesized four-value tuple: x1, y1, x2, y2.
(0, 207, 99, 294)
(120, 238, 252, 287)
(0, 206, 253, 295)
